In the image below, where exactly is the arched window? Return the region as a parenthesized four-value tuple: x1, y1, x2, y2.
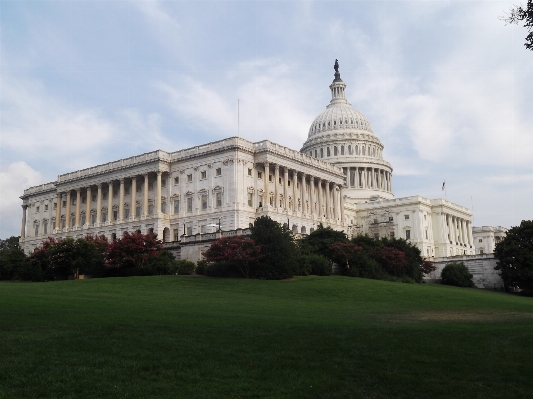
(314, 149, 317, 158)
(348, 145, 352, 154)
(363, 146, 366, 155)
(327, 147, 331, 157)
(301, 226, 307, 234)
(341, 145, 345, 155)
(320, 148, 324, 158)
(334, 146, 338, 156)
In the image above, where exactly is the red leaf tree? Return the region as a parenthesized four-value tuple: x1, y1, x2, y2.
(369, 247, 407, 277)
(328, 242, 362, 269)
(106, 231, 163, 270)
(202, 236, 262, 278)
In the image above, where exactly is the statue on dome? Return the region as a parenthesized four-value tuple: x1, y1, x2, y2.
(334, 59, 339, 73)
(333, 59, 341, 81)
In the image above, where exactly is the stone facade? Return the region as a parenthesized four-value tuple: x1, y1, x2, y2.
(472, 226, 508, 255)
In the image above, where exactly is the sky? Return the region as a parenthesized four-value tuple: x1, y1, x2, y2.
(1, 0, 532, 238)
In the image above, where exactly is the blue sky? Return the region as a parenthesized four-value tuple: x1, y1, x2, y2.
(1, 0, 532, 238)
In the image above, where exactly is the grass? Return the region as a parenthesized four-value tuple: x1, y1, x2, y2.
(1, 276, 532, 399)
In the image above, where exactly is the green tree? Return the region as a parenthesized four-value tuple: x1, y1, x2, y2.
(0, 236, 36, 281)
(250, 216, 298, 279)
(441, 262, 474, 288)
(300, 224, 348, 259)
(501, 0, 533, 51)
(495, 220, 533, 294)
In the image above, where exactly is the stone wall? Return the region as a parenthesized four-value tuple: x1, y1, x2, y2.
(425, 254, 504, 290)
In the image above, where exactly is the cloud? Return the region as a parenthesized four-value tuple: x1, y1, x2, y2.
(0, 162, 42, 238)
(155, 58, 316, 149)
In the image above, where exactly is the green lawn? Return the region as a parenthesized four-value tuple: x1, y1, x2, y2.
(1, 276, 532, 399)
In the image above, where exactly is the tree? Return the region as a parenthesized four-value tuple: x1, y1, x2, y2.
(30, 235, 108, 280)
(495, 220, 533, 294)
(299, 224, 348, 260)
(378, 237, 424, 282)
(106, 231, 163, 273)
(250, 216, 298, 279)
(369, 246, 408, 278)
(441, 262, 474, 288)
(421, 259, 437, 275)
(202, 236, 262, 278)
(501, 0, 533, 51)
(328, 242, 362, 269)
(0, 236, 34, 281)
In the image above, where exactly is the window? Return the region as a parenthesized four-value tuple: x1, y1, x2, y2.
(479, 239, 483, 243)
(70, 216, 75, 227)
(174, 177, 179, 185)
(148, 183, 154, 191)
(36, 206, 40, 213)
(215, 168, 222, 176)
(136, 185, 142, 193)
(35, 224, 39, 236)
(125, 187, 130, 195)
(91, 214, 97, 224)
(201, 195, 208, 210)
(390, 232, 395, 238)
(341, 145, 345, 155)
(162, 179, 166, 188)
(424, 214, 427, 220)
(216, 192, 222, 208)
(248, 193, 253, 207)
(374, 233, 379, 239)
(269, 174, 273, 182)
(82, 197, 86, 204)
(389, 216, 393, 221)
(480, 248, 484, 255)
(279, 177, 282, 184)
(136, 205, 141, 217)
(81, 214, 86, 225)
(374, 219, 378, 224)
(187, 197, 193, 212)
(61, 219, 66, 229)
(124, 209, 130, 219)
(269, 196, 274, 206)
(288, 180, 291, 187)
(174, 200, 180, 214)
(248, 168, 252, 176)
(43, 223, 48, 235)
(334, 146, 338, 156)
(201, 171, 207, 179)
(405, 230, 411, 240)
(113, 210, 118, 221)
(72, 198, 76, 205)
(173, 229, 179, 241)
(45, 204, 48, 211)
(54, 203, 57, 210)
(102, 193, 108, 200)
(314, 149, 317, 157)
(320, 148, 324, 158)
(327, 147, 331, 157)
(200, 225, 207, 234)
(258, 171, 263, 179)
(187, 174, 193, 183)
(425, 230, 428, 239)
(404, 214, 409, 220)
(186, 226, 193, 235)
(161, 203, 166, 214)
(113, 189, 118, 198)
(148, 204, 154, 215)
(63, 201, 67, 208)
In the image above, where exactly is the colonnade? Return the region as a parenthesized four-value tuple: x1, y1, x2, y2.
(345, 166, 392, 192)
(23, 171, 167, 234)
(443, 213, 473, 247)
(262, 162, 344, 222)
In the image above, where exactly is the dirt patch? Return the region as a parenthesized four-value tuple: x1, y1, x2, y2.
(377, 310, 533, 323)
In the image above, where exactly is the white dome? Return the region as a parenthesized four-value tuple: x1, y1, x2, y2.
(308, 104, 373, 137)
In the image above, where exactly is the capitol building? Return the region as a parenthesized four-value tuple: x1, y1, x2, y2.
(19, 64, 478, 260)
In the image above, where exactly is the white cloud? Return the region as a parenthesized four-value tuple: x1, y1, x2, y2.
(0, 162, 42, 238)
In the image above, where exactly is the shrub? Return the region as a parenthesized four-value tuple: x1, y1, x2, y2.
(195, 260, 208, 275)
(146, 250, 177, 275)
(205, 261, 242, 278)
(441, 262, 475, 288)
(297, 253, 331, 276)
(343, 253, 384, 279)
(106, 232, 163, 275)
(176, 260, 196, 275)
(202, 236, 261, 278)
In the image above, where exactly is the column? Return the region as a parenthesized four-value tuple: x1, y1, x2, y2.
(55, 192, 61, 230)
(292, 170, 298, 211)
(340, 186, 345, 224)
(143, 173, 149, 216)
(461, 219, 466, 245)
(75, 189, 81, 227)
(325, 181, 331, 219)
(131, 177, 136, 219)
(390, 172, 393, 193)
(96, 184, 102, 225)
(346, 168, 351, 188)
(119, 178, 125, 221)
(378, 170, 382, 190)
(65, 191, 71, 228)
(310, 176, 315, 217)
(300, 173, 306, 213)
(107, 181, 113, 223)
(317, 179, 323, 218)
(86, 186, 91, 226)
(274, 165, 279, 209)
(450, 216, 456, 243)
(21, 205, 28, 239)
(334, 186, 339, 220)
(283, 167, 289, 209)
(156, 171, 162, 214)
(468, 221, 474, 246)
(355, 167, 359, 188)
(264, 162, 269, 207)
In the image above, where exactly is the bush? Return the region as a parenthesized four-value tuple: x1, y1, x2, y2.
(176, 260, 196, 275)
(342, 253, 384, 279)
(441, 262, 475, 288)
(146, 250, 177, 275)
(204, 261, 242, 278)
(195, 260, 208, 275)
